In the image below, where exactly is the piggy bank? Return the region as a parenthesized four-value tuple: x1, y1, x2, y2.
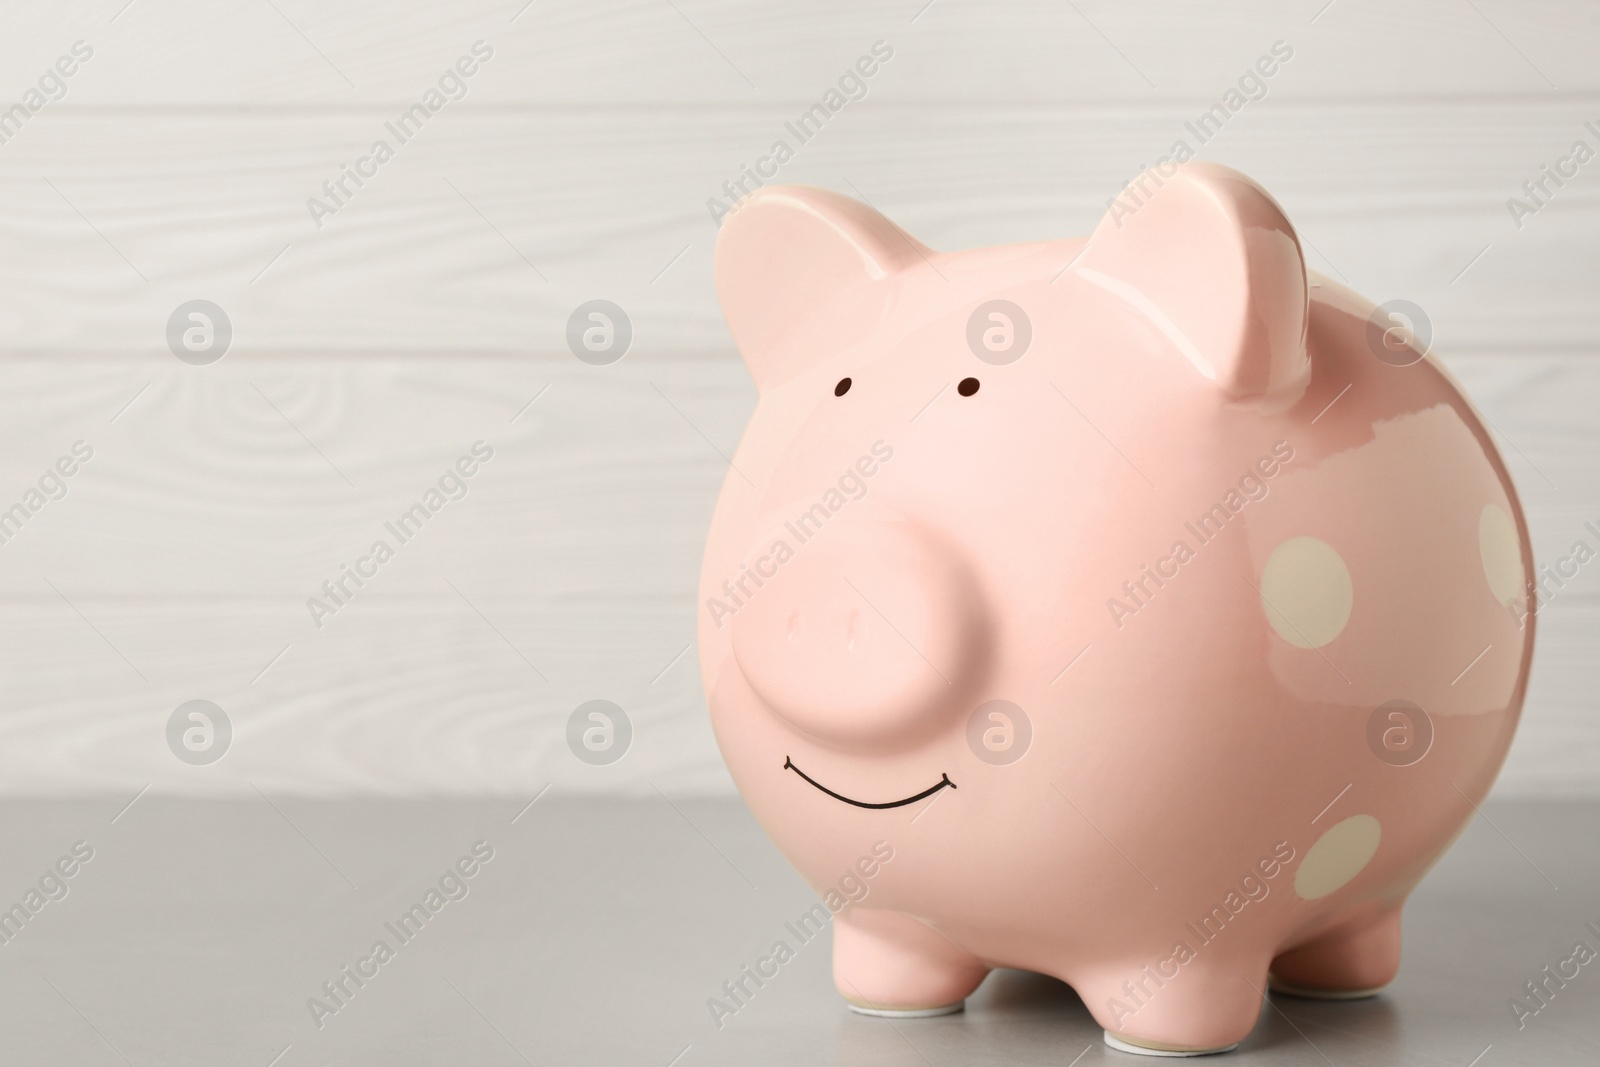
(696, 162, 1533, 1055)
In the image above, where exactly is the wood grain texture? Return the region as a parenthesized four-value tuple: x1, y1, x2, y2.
(1, 0, 1595, 106)
(0, 354, 1592, 797)
(3, 105, 1600, 355)
(0, 0, 1596, 795)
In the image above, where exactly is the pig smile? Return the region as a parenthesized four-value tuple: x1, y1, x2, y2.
(783, 757, 956, 809)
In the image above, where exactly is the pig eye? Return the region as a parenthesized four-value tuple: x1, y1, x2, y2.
(958, 377, 980, 396)
(834, 377, 852, 396)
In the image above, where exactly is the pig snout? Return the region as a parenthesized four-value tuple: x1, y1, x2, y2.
(729, 518, 987, 750)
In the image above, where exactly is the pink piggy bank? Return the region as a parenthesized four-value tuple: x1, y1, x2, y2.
(697, 162, 1533, 1056)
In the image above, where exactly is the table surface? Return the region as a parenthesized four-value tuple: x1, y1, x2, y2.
(1, 795, 1596, 1066)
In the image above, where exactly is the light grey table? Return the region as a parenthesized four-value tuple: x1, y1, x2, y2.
(1, 796, 1595, 1065)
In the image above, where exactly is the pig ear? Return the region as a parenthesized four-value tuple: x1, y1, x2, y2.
(715, 186, 928, 390)
(1075, 162, 1310, 403)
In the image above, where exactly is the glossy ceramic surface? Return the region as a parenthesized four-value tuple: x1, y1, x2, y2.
(697, 162, 1534, 1054)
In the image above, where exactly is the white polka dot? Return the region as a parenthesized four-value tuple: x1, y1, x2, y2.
(1260, 536, 1353, 649)
(1295, 814, 1381, 900)
(1479, 504, 1523, 608)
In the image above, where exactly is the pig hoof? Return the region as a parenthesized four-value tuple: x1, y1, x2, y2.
(1267, 974, 1386, 1000)
(832, 909, 990, 1013)
(1104, 1031, 1240, 1057)
(1268, 910, 1402, 995)
(846, 1000, 964, 1018)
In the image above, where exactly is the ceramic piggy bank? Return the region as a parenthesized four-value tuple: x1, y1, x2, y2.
(696, 162, 1533, 1056)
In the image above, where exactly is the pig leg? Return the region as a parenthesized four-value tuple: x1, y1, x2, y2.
(1077, 952, 1270, 1056)
(1269, 907, 1402, 998)
(833, 908, 989, 1016)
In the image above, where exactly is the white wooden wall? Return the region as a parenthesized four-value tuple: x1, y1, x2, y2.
(0, 0, 1596, 796)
